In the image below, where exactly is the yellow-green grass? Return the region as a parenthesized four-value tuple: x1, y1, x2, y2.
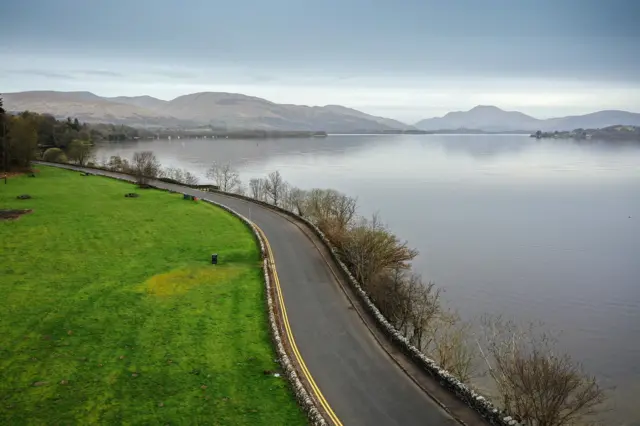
(0, 166, 304, 425)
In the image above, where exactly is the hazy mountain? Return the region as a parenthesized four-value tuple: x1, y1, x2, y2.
(158, 92, 413, 132)
(415, 106, 640, 132)
(415, 105, 542, 132)
(3, 91, 187, 127)
(321, 105, 414, 130)
(543, 110, 640, 131)
(4, 90, 413, 132)
(106, 95, 168, 111)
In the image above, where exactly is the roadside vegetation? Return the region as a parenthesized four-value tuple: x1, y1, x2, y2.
(0, 166, 304, 425)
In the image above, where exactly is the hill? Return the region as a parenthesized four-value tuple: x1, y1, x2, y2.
(415, 105, 541, 132)
(415, 106, 640, 132)
(3, 91, 414, 132)
(2, 91, 187, 127)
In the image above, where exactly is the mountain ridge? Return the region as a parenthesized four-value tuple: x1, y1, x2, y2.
(4, 90, 640, 132)
(3, 90, 414, 132)
(415, 106, 640, 132)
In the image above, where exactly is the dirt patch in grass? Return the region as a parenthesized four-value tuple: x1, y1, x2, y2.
(0, 209, 32, 220)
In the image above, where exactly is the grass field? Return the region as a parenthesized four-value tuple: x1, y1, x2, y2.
(0, 166, 304, 425)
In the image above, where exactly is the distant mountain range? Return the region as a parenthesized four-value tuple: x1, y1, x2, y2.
(3, 91, 640, 133)
(414, 105, 640, 132)
(3, 91, 413, 133)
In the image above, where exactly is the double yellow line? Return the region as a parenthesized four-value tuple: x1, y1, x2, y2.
(255, 225, 343, 426)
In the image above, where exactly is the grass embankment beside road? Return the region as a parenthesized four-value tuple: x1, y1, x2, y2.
(0, 166, 304, 425)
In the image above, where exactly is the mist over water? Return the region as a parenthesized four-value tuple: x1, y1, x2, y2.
(95, 134, 640, 422)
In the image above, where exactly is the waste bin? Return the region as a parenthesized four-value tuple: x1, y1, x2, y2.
(211, 254, 218, 265)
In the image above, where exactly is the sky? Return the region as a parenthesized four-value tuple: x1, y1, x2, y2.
(1, 0, 639, 122)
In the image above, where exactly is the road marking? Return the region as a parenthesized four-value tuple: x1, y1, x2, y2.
(255, 225, 343, 426)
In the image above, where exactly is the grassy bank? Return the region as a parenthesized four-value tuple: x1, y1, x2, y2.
(0, 166, 304, 425)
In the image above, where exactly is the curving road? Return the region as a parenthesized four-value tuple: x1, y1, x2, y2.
(40, 163, 486, 426)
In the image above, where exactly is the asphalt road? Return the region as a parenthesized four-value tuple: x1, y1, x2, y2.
(41, 163, 462, 425)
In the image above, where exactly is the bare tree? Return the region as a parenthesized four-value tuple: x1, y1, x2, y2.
(183, 171, 199, 186)
(264, 170, 286, 206)
(304, 188, 357, 241)
(426, 312, 477, 382)
(162, 167, 199, 185)
(480, 317, 606, 426)
(341, 213, 418, 286)
(131, 151, 161, 186)
(287, 187, 308, 216)
(206, 162, 241, 192)
(161, 166, 184, 183)
(249, 178, 267, 201)
(106, 155, 130, 173)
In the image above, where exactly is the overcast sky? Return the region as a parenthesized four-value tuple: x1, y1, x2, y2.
(1, 0, 639, 122)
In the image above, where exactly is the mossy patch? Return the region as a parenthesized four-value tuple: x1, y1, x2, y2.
(141, 265, 244, 297)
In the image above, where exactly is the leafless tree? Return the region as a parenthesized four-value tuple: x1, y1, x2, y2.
(303, 188, 357, 243)
(286, 187, 308, 216)
(480, 317, 606, 426)
(183, 171, 199, 185)
(341, 213, 418, 286)
(161, 166, 184, 182)
(131, 151, 161, 186)
(233, 182, 247, 196)
(206, 162, 241, 192)
(425, 312, 477, 382)
(249, 177, 267, 201)
(264, 170, 286, 206)
(106, 155, 130, 173)
(162, 167, 199, 185)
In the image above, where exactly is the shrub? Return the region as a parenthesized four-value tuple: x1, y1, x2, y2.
(42, 148, 68, 163)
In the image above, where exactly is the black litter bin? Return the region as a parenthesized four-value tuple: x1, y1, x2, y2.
(211, 254, 218, 265)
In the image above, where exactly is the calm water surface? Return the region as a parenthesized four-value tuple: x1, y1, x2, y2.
(96, 135, 640, 423)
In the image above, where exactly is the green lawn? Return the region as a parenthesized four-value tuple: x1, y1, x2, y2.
(0, 166, 304, 425)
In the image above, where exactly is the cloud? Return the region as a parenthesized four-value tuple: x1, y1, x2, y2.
(6, 69, 75, 80)
(78, 70, 123, 78)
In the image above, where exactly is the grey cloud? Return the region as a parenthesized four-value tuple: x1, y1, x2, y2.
(7, 69, 75, 80)
(78, 70, 123, 77)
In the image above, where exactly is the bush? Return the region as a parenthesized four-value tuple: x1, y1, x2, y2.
(42, 148, 68, 163)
